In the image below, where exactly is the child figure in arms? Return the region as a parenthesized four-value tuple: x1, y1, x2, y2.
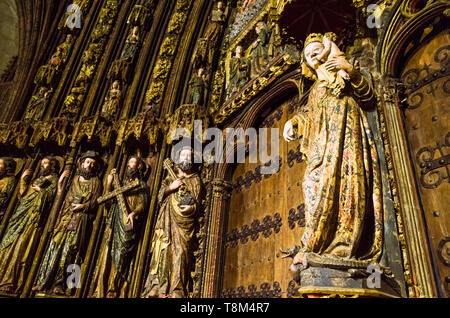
(315, 32, 350, 96)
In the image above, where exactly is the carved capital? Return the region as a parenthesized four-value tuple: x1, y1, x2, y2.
(165, 104, 210, 144)
(211, 178, 233, 199)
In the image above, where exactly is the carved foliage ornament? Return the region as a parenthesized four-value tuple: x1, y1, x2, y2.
(224, 212, 282, 248)
(222, 281, 282, 298)
(402, 45, 450, 110)
(145, 0, 192, 105)
(416, 131, 450, 189)
(63, 0, 121, 117)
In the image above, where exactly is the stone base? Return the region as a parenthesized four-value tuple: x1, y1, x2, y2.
(296, 266, 402, 298)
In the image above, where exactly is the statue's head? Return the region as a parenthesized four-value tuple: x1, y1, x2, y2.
(39, 157, 60, 177)
(176, 146, 194, 172)
(303, 42, 324, 70)
(78, 151, 103, 179)
(112, 80, 120, 90)
(217, 1, 223, 9)
(255, 22, 265, 34)
(301, 33, 325, 78)
(126, 155, 146, 181)
(39, 86, 48, 94)
(0, 157, 16, 178)
(235, 45, 242, 56)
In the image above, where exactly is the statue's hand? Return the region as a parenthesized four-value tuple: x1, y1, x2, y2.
(107, 174, 113, 187)
(59, 170, 70, 184)
(21, 169, 33, 180)
(169, 179, 183, 192)
(179, 205, 195, 214)
(323, 56, 353, 74)
(58, 170, 70, 192)
(283, 120, 295, 142)
(127, 212, 135, 229)
(280, 245, 300, 259)
(71, 203, 85, 212)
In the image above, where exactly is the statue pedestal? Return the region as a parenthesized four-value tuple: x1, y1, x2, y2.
(295, 266, 402, 298)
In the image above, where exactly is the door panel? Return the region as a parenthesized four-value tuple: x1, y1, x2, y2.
(222, 97, 307, 298)
(401, 30, 450, 297)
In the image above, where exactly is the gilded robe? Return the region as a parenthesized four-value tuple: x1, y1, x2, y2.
(90, 180, 149, 298)
(34, 175, 102, 292)
(187, 74, 206, 105)
(0, 174, 58, 293)
(203, 8, 224, 65)
(228, 55, 250, 96)
(142, 173, 202, 298)
(0, 175, 16, 219)
(251, 27, 269, 77)
(290, 68, 383, 262)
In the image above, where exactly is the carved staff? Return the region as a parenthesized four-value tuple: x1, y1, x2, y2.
(47, 152, 76, 233)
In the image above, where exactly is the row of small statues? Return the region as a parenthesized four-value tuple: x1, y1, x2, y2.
(24, 23, 142, 124)
(0, 147, 202, 298)
(226, 20, 282, 99)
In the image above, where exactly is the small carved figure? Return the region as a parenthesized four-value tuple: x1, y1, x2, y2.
(228, 45, 250, 97)
(241, 0, 255, 13)
(250, 21, 270, 78)
(24, 86, 51, 121)
(202, 1, 226, 67)
(187, 68, 207, 105)
(120, 26, 141, 63)
(101, 80, 122, 121)
(314, 32, 350, 96)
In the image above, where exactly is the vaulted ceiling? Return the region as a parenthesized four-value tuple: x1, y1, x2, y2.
(279, 0, 355, 45)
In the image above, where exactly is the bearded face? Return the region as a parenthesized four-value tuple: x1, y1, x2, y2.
(78, 158, 98, 180)
(177, 149, 193, 172)
(125, 157, 145, 181)
(38, 158, 55, 177)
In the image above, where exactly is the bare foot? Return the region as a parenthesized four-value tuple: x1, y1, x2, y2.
(293, 252, 307, 267)
(0, 285, 14, 293)
(106, 292, 116, 298)
(53, 286, 65, 296)
(31, 286, 40, 292)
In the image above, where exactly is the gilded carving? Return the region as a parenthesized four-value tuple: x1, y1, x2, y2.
(144, 0, 193, 106)
(165, 104, 209, 144)
(62, 0, 121, 118)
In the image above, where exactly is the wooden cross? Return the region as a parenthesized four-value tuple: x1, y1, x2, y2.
(97, 169, 141, 228)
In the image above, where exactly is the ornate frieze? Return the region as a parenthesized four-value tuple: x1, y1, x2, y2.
(287, 204, 305, 229)
(416, 131, 450, 189)
(232, 156, 282, 192)
(224, 212, 282, 248)
(165, 104, 210, 144)
(221, 281, 282, 298)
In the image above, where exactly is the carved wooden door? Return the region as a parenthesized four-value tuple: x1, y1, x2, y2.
(401, 30, 450, 297)
(221, 97, 306, 298)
